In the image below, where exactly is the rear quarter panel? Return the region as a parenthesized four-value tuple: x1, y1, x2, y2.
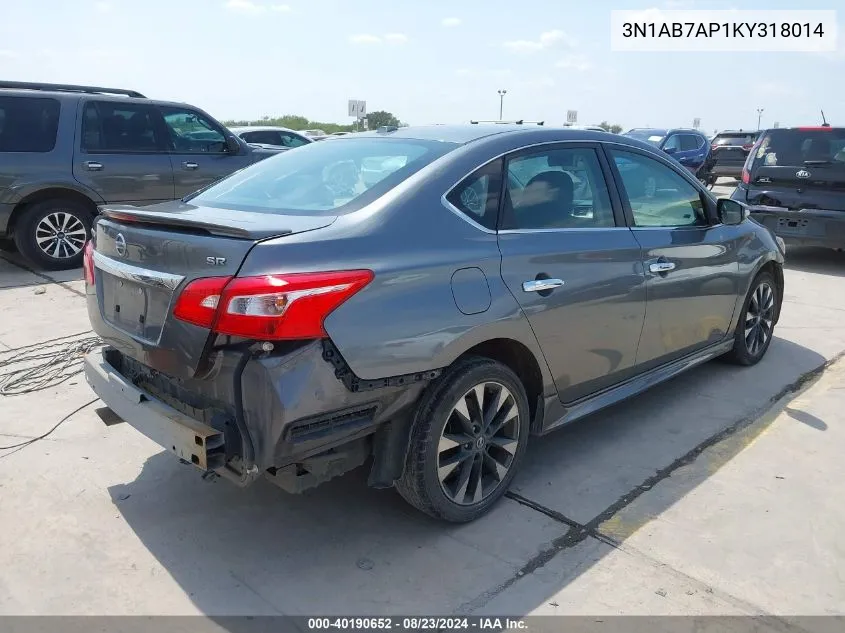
(238, 136, 557, 392)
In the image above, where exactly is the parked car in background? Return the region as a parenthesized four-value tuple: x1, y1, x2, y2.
(705, 130, 760, 181)
(0, 81, 279, 269)
(733, 125, 845, 250)
(302, 129, 327, 138)
(623, 128, 711, 182)
(83, 124, 783, 523)
(562, 125, 608, 132)
(230, 126, 313, 150)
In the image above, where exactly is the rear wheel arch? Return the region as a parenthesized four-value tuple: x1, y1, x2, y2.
(457, 338, 546, 432)
(7, 187, 98, 237)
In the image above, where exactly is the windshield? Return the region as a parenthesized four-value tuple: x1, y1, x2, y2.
(624, 129, 667, 146)
(752, 128, 845, 167)
(190, 137, 456, 214)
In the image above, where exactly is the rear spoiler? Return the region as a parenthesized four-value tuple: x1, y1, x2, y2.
(99, 205, 291, 239)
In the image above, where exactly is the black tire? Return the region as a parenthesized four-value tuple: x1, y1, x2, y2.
(0, 239, 16, 253)
(13, 198, 93, 270)
(724, 271, 778, 366)
(395, 356, 531, 523)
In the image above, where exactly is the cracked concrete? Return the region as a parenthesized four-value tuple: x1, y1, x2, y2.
(2, 190, 845, 618)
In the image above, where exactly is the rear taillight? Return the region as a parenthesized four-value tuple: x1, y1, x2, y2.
(173, 270, 374, 340)
(83, 241, 95, 286)
(173, 277, 232, 328)
(741, 168, 750, 184)
(742, 143, 753, 150)
(711, 144, 718, 151)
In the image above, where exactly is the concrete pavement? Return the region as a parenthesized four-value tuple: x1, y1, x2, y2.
(1, 209, 845, 620)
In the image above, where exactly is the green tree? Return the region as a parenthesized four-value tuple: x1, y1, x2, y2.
(366, 110, 400, 129)
(598, 121, 623, 134)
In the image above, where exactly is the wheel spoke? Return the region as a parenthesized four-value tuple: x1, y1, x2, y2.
(438, 450, 473, 483)
(471, 385, 485, 424)
(487, 401, 517, 438)
(438, 433, 467, 453)
(60, 213, 70, 231)
(36, 233, 56, 245)
(51, 239, 62, 258)
(483, 451, 508, 481)
(471, 458, 484, 503)
(452, 457, 474, 503)
(488, 436, 518, 456)
(452, 397, 476, 436)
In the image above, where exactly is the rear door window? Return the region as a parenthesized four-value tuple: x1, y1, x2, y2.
(0, 96, 60, 152)
(82, 101, 166, 153)
(680, 134, 702, 151)
(714, 133, 757, 147)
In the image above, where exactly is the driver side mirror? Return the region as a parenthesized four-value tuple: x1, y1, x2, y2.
(663, 146, 677, 155)
(717, 198, 749, 225)
(225, 135, 241, 154)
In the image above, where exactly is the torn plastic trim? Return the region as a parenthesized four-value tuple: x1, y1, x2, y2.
(321, 339, 442, 392)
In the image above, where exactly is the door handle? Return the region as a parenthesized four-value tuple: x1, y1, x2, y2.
(182, 162, 199, 170)
(522, 279, 565, 293)
(649, 261, 676, 274)
(84, 161, 103, 171)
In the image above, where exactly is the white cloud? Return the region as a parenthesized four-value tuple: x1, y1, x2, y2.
(349, 33, 382, 44)
(504, 29, 571, 52)
(349, 33, 408, 45)
(95, 1, 111, 12)
(454, 67, 472, 76)
(555, 54, 592, 72)
(224, 0, 289, 14)
(664, 0, 694, 7)
(0, 50, 19, 58)
(441, 17, 461, 27)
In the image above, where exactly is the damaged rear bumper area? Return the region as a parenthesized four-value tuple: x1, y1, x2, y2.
(84, 341, 432, 492)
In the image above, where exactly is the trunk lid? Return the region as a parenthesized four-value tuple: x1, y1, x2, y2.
(90, 201, 336, 378)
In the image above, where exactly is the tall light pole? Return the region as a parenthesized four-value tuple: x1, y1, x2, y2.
(498, 89, 507, 121)
(756, 107, 764, 130)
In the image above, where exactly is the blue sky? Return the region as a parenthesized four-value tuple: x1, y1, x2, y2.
(0, 0, 840, 132)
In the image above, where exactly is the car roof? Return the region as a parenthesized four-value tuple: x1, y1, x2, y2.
(229, 126, 303, 134)
(346, 124, 624, 145)
(0, 86, 196, 109)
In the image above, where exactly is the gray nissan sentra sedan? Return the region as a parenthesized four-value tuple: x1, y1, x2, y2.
(83, 124, 785, 523)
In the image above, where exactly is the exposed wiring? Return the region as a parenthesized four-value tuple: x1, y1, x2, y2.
(0, 332, 103, 395)
(0, 397, 99, 452)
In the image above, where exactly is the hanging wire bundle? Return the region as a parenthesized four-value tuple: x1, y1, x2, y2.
(0, 332, 103, 396)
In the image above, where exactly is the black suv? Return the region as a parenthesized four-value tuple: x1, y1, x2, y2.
(705, 130, 760, 180)
(0, 81, 279, 269)
(732, 125, 845, 249)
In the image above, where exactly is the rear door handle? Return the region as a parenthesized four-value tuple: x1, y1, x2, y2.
(182, 162, 199, 170)
(649, 261, 676, 274)
(522, 279, 565, 292)
(85, 161, 103, 171)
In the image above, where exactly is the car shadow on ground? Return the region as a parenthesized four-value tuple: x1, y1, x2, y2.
(108, 334, 826, 619)
(783, 246, 845, 278)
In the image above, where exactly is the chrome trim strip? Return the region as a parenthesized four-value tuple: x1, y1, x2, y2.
(440, 196, 497, 234)
(93, 251, 185, 291)
(498, 226, 627, 235)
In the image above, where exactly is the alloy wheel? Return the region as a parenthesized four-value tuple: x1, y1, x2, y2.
(437, 381, 520, 506)
(35, 211, 87, 260)
(745, 282, 775, 356)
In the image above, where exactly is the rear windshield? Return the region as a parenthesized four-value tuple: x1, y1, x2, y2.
(752, 128, 845, 168)
(713, 132, 758, 146)
(190, 137, 457, 214)
(0, 96, 61, 153)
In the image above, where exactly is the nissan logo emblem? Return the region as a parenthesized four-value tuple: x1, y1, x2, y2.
(115, 233, 127, 257)
(796, 169, 811, 179)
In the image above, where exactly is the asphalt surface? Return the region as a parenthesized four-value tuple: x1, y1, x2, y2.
(1, 179, 844, 619)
